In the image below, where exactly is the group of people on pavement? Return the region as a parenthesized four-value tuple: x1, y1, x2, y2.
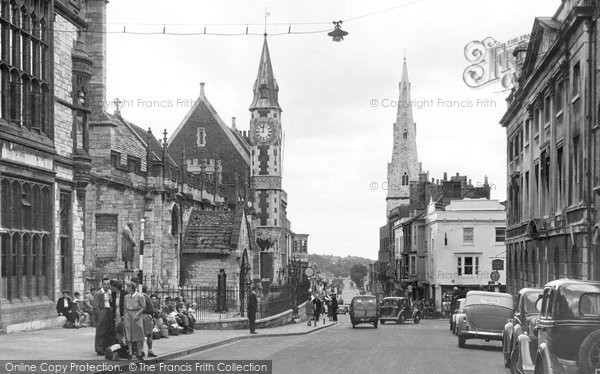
(56, 289, 95, 328)
(92, 278, 195, 360)
(306, 293, 339, 326)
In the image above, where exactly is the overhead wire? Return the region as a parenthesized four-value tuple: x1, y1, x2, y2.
(48, 0, 425, 37)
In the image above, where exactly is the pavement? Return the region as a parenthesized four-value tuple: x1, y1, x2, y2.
(0, 318, 338, 362)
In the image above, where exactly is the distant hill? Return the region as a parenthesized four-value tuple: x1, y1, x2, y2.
(307, 254, 374, 278)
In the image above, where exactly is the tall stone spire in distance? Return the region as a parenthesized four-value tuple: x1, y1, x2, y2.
(250, 35, 281, 111)
(386, 56, 420, 216)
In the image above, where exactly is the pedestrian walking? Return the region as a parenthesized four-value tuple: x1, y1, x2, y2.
(305, 295, 314, 326)
(313, 296, 322, 326)
(331, 294, 339, 322)
(247, 286, 258, 334)
(123, 281, 146, 360)
(92, 278, 115, 355)
(141, 285, 157, 358)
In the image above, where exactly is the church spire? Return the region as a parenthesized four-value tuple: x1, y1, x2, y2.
(250, 35, 281, 111)
(386, 56, 419, 216)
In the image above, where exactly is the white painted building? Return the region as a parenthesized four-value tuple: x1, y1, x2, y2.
(424, 198, 506, 312)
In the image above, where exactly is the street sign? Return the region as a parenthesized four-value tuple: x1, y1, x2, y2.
(304, 267, 314, 277)
(492, 259, 504, 270)
(490, 271, 500, 282)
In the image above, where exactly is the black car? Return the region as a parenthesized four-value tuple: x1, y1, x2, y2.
(502, 288, 542, 370)
(379, 297, 421, 324)
(518, 279, 600, 374)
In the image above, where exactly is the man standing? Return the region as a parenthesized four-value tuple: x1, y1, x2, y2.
(331, 294, 339, 322)
(122, 220, 136, 270)
(247, 286, 258, 334)
(93, 278, 115, 355)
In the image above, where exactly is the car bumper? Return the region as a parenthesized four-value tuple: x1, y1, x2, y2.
(459, 330, 503, 341)
(352, 317, 378, 323)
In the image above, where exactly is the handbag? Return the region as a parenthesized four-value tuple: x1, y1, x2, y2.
(104, 344, 122, 361)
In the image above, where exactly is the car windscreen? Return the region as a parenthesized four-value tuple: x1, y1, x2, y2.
(354, 298, 376, 305)
(381, 299, 398, 306)
(523, 292, 543, 313)
(465, 294, 512, 309)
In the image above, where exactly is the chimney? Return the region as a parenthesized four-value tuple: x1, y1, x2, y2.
(468, 179, 472, 186)
(456, 172, 459, 178)
(231, 117, 237, 130)
(85, 0, 108, 118)
(484, 175, 489, 185)
(200, 82, 206, 97)
(443, 172, 447, 181)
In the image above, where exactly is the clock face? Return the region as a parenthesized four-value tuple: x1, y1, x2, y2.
(255, 122, 274, 142)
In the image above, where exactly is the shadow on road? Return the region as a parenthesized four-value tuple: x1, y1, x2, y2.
(459, 343, 503, 352)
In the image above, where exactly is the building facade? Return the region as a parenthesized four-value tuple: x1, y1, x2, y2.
(424, 198, 506, 311)
(0, 0, 92, 332)
(500, 0, 600, 296)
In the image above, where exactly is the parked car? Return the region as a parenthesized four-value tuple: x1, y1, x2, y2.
(456, 291, 514, 348)
(379, 297, 422, 325)
(450, 298, 466, 334)
(337, 304, 349, 314)
(502, 288, 543, 370)
(349, 295, 378, 328)
(518, 279, 600, 374)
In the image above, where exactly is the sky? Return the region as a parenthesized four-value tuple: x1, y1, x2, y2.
(104, 0, 560, 261)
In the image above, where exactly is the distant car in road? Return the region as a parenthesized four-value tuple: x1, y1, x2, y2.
(337, 304, 349, 314)
(349, 295, 378, 328)
(451, 298, 466, 335)
(518, 279, 600, 374)
(501, 287, 542, 370)
(379, 297, 421, 325)
(456, 291, 514, 348)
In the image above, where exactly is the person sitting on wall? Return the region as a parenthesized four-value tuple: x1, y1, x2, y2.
(56, 290, 78, 328)
(73, 292, 90, 327)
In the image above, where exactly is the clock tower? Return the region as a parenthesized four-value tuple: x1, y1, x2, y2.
(249, 35, 283, 251)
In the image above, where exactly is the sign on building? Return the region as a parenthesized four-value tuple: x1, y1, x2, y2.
(492, 259, 504, 271)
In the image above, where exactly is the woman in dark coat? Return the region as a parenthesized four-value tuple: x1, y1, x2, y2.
(313, 296, 322, 325)
(331, 294, 339, 322)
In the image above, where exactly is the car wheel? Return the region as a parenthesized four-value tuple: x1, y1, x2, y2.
(352, 322, 356, 328)
(380, 320, 385, 325)
(414, 314, 421, 324)
(458, 335, 466, 348)
(578, 329, 600, 374)
(374, 321, 378, 329)
(397, 315, 405, 324)
(450, 321, 454, 331)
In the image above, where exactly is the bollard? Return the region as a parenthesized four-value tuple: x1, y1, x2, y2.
(323, 317, 326, 325)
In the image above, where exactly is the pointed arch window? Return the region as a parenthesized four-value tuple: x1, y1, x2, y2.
(0, 176, 52, 301)
(0, 0, 51, 137)
(259, 83, 268, 99)
(196, 127, 206, 147)
(401, 172, 409, 186)
(402, 129, 408, 140)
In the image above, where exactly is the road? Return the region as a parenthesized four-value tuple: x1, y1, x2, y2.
(178, 317, 506, 374)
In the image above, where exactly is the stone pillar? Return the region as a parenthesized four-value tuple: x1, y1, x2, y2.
(84, 0, 108, 117)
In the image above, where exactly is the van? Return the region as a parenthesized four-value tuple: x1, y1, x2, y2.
(349, 295, 378, 328)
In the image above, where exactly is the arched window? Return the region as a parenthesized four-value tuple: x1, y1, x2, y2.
(402, 172, 408, 186)
(402, 129, 408, 140)
(553, 247, 560, 280)
(171, 205, 179, 237)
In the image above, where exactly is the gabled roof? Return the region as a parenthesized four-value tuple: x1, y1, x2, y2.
(183, 209, 238, 254)
(520, 17, 562, 84)
(103, 111, 179, 168)
(168, 89, 250, 167)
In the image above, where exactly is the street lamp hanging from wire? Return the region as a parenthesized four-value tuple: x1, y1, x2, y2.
(327, 21, 348, 42)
